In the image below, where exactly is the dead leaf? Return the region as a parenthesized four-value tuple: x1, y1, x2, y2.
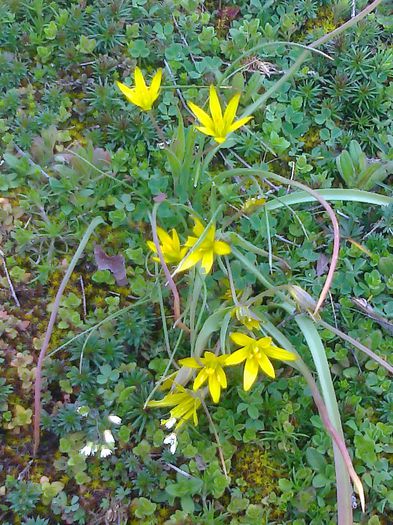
(316, 253, 329, 277)
(94, 245, 127, 286)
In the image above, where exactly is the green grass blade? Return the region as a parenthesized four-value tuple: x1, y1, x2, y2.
(193, 308, 231, 358)
(216, 168, 392, 207)
(294, 315, 356, 523)
(264, 189, 393, 209)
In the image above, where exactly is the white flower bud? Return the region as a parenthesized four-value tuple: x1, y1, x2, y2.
(103, 429, 115, 445)
(164, 417, 176, 429)
(163, 432, 178, 454)
(108, 415, 122, 425)
(100, 447, 112, 458)
(80, 442, 94, 456)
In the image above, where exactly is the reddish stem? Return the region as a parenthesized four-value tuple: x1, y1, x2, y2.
(150, 197, 190, 333)
(268, 174, 340, 316)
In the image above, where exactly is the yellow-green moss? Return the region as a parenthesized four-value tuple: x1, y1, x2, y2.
(231, 444, 285, 519)
(300, 127, 321, 151)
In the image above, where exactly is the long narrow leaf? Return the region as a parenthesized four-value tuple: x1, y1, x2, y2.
(216, 168, 392, 208)
(194, 308, 230, 358)
(263, 189, 392, 210)
(295, 315, 364, 522)
(34, 216, 105, 455)
(262, 316, 364, 523)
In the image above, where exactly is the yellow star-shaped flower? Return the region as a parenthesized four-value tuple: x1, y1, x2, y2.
(116, 67, 162, 111)
(226, 332, 296, 391)
(188, 85, 253, 144)
(179, 351, 229, 404)
(178, 218, 231, 275)
(148, 386, 202, 430)
(147, 227, 187, 265)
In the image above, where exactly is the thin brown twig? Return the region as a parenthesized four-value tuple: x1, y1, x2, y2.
(309, 0, 382, 49)
(148, 111, 167, 144)
(298, 362, 365, 512)
(163, 59, 195, 117)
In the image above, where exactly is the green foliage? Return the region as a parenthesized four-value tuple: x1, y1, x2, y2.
(22, 518, 50, 525)
(5, 478, 42, 515)
(0, 1, 392, 524)
(336, 140, 392, 190)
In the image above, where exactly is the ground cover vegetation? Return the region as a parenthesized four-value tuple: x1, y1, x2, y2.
(0, 0, 392, 524)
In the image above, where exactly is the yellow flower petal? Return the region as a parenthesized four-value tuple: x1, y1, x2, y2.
(150, 68, 162, 97)
(148, 392, 188, 408)
(195, 125, 216, 137)
(216, 366, 227, 388)
(116, 81, 140, 106)
(257, 353, 276, 378)
(205, 224, 216, 243)
(184, 235, 198, 248)
(243, 318, 261, 330)
(178, 357, 202, 369)
(228, 115, 253, 133)
(193, 404, 199, 426)
(201, 250, 214, 274)
(146, 240, 157, 253)
(223, 92, 241, 127)
(187, 101, 214, 129)
(201, 351, 216, 362)
(192, 218, 205, 237)
(264, 345, 297, 361)
(193, 369, 208, 391)
(179, 247, 188, 259)
(218, 354, 229, 365)
(214, 135, 227, 144)
(156, 227, 173, 247)
(243, 357, 259, 391)
(209, 85, 223, 126)
(171, 400, 194, 420)
(256, 336, 272, 347)
(214, 240, 231, 255)
(230, 332, 255, 346)
(225, 347, 249, 366)
(209, 374, 221, 403)
(178, 250, 202, 272)
(171, 229, 181, 252)
(134, 66, 147, 91)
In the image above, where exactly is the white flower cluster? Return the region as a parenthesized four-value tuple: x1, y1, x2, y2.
(79, 414, 122, 458)
(162, 417, 177, 454)
(163, 433, 178, 454)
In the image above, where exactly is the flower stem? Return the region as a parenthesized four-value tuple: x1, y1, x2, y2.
(200, 398, 229, 480)
(149, 197, 190, 333)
